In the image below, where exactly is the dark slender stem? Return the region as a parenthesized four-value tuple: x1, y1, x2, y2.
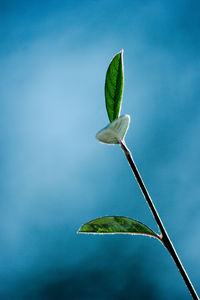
(120, 140, 199, 300)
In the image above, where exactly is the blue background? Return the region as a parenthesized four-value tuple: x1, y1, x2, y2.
(1, 0, 200, 299)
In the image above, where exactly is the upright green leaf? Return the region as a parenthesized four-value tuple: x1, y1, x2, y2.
(78, 216, 160, 239)
(105, 50, 124, 122)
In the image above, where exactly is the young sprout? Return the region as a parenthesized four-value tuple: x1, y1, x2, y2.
(78, 50, 199, 300)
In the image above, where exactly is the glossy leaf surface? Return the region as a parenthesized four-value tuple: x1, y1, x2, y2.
(96, 115, 130, 144)
(78, 216, 160, 238)
(105, 50, 124, 122)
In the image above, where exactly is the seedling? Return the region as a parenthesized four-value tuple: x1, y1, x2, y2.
(78, 50, 199, 299)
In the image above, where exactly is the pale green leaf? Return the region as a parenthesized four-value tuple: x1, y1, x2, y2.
(96, 115, 130, 144)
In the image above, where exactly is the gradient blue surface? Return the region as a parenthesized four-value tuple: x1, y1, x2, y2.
(1, 0, 200, 299)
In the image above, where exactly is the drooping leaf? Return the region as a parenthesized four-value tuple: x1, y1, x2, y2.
(78, 216, 160, 239)
(105, 50, 124, 122)
(96, 115, 130, 144)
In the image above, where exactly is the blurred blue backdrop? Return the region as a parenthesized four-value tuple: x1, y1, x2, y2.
(0, 0, 200, 299)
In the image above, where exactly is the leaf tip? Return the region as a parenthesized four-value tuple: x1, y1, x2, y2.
(77, 223, 86, 234)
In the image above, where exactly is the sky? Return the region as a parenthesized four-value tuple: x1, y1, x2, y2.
(0, 0, 200, 299)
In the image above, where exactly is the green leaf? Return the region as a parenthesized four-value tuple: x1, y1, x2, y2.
(96, 115, 130, 144)
(78, 216, 160, 239)
(105, 50, 124, 122)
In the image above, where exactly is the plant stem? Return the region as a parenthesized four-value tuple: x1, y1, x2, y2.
(120, 140, 199, 300)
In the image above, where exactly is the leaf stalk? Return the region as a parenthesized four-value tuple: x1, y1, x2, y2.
(120, 139, 199, 300)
